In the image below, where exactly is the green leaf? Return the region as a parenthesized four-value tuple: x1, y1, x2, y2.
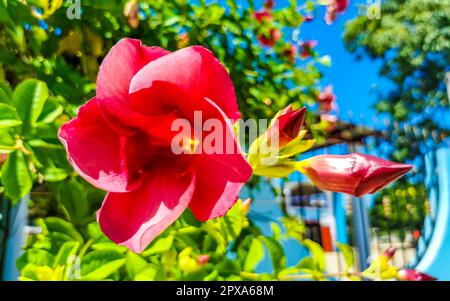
(1, 150, 33, 202)
(36, 96, 64, 125)
(57, 179, 90, 225)
(81, 249, 126, 280)
(41, 217, 84, 252)
(0, 103, 22, 128)
(16, 248, 55, 271)
(12, 79, 48, 133)
(53, 241, 80, 268)
(337, 242, 355, 271)
(142, 235, 174, 256)
(302, 239, 326, 273)
(243, 238, 265, 272)
(260, 236, 286, 274)
(0, 82, 12, 103)
(125, 252, 148, 280)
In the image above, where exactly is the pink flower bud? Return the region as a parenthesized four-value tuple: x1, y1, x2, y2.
(298, 153, 413, 197)
(268, 105, 307, 148)
(317, 85, 336, 112)
(197, 254, 211, 266)
(397, 269, 437, 281)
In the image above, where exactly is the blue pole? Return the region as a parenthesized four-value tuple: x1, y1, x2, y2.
(352, 196, 371, 270)
(2, 196, 29, 281)
(416, 147, 450, 279)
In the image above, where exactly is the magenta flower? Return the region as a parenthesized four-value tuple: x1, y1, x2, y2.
(297, 153, 413, 197)
(59, 38, 252, 253)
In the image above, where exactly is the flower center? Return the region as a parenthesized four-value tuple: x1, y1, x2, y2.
(181, 137, 200, 154)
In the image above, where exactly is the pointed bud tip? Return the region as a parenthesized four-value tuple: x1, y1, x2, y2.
(382, 247, 396, 259)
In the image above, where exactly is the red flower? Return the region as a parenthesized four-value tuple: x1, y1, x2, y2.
(325, 0, 349, 25)
(253, 10, 281, 47)
(253, 10, 273, 23)
(264, 0, 275, 10)
(397, 269, 437, 281)
(267, 105, 306, 148)
(59, 39, 252, 253)
(300, 40, 317, 59)
(317, 85, 336, 112)
(284, 44, 298, 64)
(257, 29, 281, 47)
(297, 153, 413, 197)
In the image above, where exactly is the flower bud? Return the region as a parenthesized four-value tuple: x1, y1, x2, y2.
(296, 153, 413, 197)
(124, 0, 139, 29)
(197, 254, 211, 266)
(382, 247, 396, 259)
(397, 269, 437, 281)
(267, 105, 306, 148)
(239, 198, 252, 215)
(317, 85, 336, 112)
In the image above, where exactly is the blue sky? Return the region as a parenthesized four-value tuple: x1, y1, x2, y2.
(298, 0, 384, 126)
(267, 0, 388, 127)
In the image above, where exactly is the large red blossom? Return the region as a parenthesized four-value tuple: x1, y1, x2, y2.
(59, 38, 252, 253)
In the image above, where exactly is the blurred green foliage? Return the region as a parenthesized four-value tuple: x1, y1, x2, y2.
(344, 0, 450, 163)
(344, 0, 449, 233)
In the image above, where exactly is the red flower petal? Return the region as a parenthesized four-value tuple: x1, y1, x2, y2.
(58, 98, 142, 192)
(96, 38, 170, 134)
(129, 46, 240, 122)
(188, 98, 252, 221)
(97, 170, 196, 253)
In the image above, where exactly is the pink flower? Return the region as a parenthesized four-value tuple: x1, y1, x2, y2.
(253, 10, 273, 23)
(284, 44, 298, 64)
(267, 105, 306, 148)
(304, 14, 315, 22)
(300, 40, 317, 59)
(317, 85, 336, 112)
(123, 0, 139, 29)
(253, 10, 281, 47)
(59, 39, 252, 253)
(325, 0, 349, 25)
(297, 153, 413, 197)
(197, 254, 211, 266)
(257, 28, 282, 47)
(397, 269, 437, 281)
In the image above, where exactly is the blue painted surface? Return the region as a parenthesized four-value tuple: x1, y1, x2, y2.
(416, 147, 450, 280)
(2, 196, 29, 281)
(333, 192, 348, 245)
